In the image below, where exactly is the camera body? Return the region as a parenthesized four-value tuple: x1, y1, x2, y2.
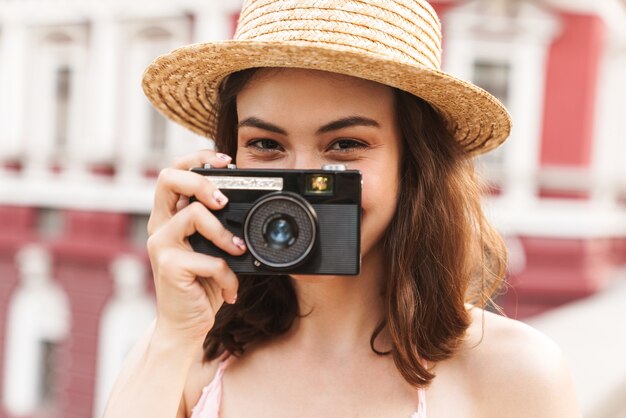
(189, 165, 361, 275)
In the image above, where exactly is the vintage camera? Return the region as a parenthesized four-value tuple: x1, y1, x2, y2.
(189, 164, 361, 275)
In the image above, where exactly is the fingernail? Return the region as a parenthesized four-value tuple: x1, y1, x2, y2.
(213, 189, 228, 205)
(216, 153, 231, 161)
(232, 235, 246, 250)
(230, 294, 238, 304)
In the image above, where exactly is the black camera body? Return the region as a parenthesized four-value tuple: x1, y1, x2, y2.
(189, 165, 361, 275)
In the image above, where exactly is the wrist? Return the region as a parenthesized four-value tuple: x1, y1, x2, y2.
(150, 320, 206, 359)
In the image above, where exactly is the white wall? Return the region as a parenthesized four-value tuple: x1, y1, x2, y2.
(0, 0, 241, 213)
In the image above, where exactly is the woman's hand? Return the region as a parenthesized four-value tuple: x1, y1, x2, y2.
(146, 150, 246, 344)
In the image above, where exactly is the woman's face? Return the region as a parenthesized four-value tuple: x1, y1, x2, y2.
(235, 68, 402, 268)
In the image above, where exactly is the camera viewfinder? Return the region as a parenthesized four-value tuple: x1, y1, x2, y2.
(306, 174, 333, 195)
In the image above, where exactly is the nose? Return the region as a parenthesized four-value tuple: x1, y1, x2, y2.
(288, 152, 324, 171)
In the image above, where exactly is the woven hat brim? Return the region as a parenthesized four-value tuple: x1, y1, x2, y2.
(142, 40, 512, 156)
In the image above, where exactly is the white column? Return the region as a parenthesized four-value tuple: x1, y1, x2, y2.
(2, 245, 70, 416)
(192, 2, 236, 42)
(441, 37, 475, 82)
(85, 16, 120, 166)
(590, 41, 626, 207)
(23, 42, 57, 178)
(116, 40, 151, 184)
(0, 22, 27, 173)
(502, 36, 554, 207)
(167, 120, 212, 160)
(93, 255, 155, 418)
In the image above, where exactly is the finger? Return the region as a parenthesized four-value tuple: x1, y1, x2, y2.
(197, 275, 236, 307)
(154, 247, 239, 304)
(181, 252, 239, 305)
(148, 168, 229, 235)
(176, 195, 190, 212)
(172, 149, 233, 171)
(161, 200, 246, 256)
(196, 276, 223, 307)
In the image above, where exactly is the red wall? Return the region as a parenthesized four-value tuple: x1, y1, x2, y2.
(430, 1, 456, 19)
(501, 236, 615, 318)
(0, 208, 150, 418)
(540, 13, 605, 167)
(0, 207, 37, 418)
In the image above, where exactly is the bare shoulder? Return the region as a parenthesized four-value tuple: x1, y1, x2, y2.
(181, 347, 221, 417)
(458, 306, 581, 418)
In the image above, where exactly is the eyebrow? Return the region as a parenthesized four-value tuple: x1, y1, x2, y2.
(238, 116, 381, 135)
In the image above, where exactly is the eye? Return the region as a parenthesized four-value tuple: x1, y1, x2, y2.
(246, 138, 284, 152)
(328, 139, 368, 152)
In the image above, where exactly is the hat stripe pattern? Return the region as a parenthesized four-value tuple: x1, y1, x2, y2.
(239, 0, 441, 44)
(142, 0, 512, 157)
(237, 13, 440, 70)
(239, 25, 439, 71)
(236, 0, 442, 69)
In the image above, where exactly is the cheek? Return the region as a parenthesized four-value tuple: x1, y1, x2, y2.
(358, 177, 399, 254)
(235, 148, 276, 169)
(360, 166, 400, 229)
(235, 146, 252, 167)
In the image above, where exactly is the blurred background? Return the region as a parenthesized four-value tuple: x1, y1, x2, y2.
(0, 0, 625, 417)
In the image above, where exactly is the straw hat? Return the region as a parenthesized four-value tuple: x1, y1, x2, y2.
(142, 0, 511, 156)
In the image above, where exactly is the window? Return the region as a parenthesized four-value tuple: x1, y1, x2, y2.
(120, 24, 176, 175)
(38, 208, 64, 239)
(54, 66, 72, 158)
(473, 60, 511, 105)
(32, 29, 85, 171)
(148, 106, 167, 163)
(38, 340, 58, 406)
(138, 27, 173, 170)
(472, 60, 511, 186)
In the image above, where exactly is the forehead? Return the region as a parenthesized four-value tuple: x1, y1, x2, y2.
(236, 68, 396, 123)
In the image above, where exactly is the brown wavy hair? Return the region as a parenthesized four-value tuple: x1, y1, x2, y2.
(202, 68, 508, 387)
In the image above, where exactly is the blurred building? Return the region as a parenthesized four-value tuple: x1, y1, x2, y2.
(0, 1, 242, 417)
(430, 0, 626, 318)
(0, 0, 625, 417)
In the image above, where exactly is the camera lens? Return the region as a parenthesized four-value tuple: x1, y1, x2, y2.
(264, 216, 298, 249)
(244, 192, 317, 269)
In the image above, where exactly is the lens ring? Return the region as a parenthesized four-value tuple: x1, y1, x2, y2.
(244, 192, 317, 269)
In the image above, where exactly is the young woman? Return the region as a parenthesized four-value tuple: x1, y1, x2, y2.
(104, 1, 581, 417)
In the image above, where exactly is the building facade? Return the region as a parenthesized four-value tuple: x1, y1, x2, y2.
(429, 0, 626, 317)
(0, 2, 241, 417)
(0, 0, 625, 417)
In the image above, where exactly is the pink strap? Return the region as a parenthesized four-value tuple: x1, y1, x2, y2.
(414, 387, 428, 418)
(189, 355, 232, 418)
(413, 359, 429, 418)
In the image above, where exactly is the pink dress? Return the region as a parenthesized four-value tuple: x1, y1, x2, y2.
(190, 355, 427, 418)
